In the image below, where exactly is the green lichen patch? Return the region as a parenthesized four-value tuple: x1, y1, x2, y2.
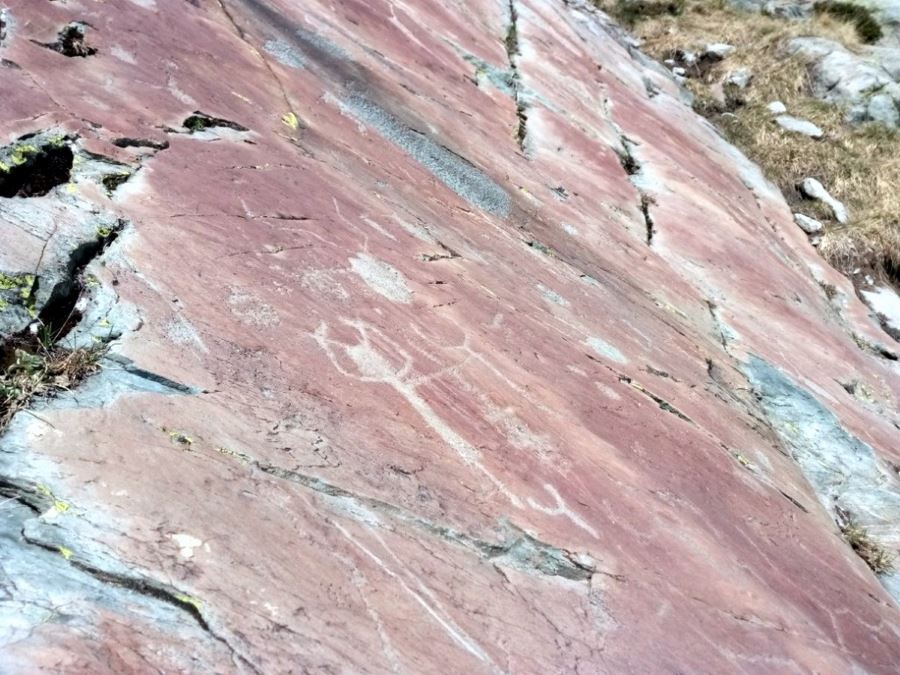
(0, 272, 36, 315)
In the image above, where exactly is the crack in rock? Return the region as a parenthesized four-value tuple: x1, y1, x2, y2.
(23, 533, 260, 673)
(615, 135, 656, 247)
(182, 111, 249, 134)
(618, 375, 694, 424)
(221, 450, 598, 582)
(505, 0, 529, 154)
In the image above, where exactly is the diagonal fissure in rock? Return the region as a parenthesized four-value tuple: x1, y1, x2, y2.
(21, 525, 261, 673)
(505, 0, 529, 153)
(615, 135, 656, 246)
(228, 452, 597, 581)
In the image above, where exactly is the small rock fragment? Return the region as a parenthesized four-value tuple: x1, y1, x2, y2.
(704, 43, 734, 60)
(672, 66, 687, 76)
(725, 68, 753, 89)
(766, 100, 787, 114)
(675, 49, 698, 67)
(775, 115, 824, 138)
(793, 213, 823, 234)
(799, 177, 849, 224)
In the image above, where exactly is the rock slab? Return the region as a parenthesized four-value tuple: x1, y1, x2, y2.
(0, 0, 898, 673)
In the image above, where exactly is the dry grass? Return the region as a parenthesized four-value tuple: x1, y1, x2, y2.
(0, 346, 103, 430)
(598, 0, 900, 280)
(840, 519, 896, 574)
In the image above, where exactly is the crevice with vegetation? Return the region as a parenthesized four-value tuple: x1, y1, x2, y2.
(505, 0, 529, 153)
(615, 135, 656, 246)
(838, 509, 896, 574)
(0, 134, 74, 198)
(182, 111, 249, 133)
(36, 22, 97, 57)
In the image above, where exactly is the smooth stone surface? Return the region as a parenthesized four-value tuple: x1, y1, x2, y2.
(775, 115, 825, 138)
(793, 212, 824, 233)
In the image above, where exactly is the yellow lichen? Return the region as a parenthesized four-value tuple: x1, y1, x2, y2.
(175, 593, 203, 611)
(281, 112, 300, 130)
(58, 546, 73, 560)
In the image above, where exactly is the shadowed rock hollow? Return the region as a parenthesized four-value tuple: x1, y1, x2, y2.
(0, 0, 899, 672)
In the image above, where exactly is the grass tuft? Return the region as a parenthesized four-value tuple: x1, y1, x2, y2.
(0, 345, 103, 430)
(614, 0, 900, 281)
(840, 519, 896, 574)
(814, 1, 883, 44)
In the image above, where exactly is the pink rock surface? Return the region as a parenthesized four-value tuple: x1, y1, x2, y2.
(0, 0, 899, 672)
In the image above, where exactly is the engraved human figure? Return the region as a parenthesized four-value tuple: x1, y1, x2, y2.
(313, 319, 598, 538)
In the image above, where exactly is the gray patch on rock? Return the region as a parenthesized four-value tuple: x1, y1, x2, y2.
(585, 336, 627, 364)
(265, 39, 306, 68)
(867, 92, 900, 126)
(294, 26, 350, 62)
(26, 355, 199, 414)
(744, 355, 900, 601)
(537, 284, 568, 307)
(343, 95, 510, 216)
(461, 53, 517, 97)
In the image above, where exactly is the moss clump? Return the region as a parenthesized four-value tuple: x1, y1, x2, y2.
(814, 1, 883, 43)
(101, 172, 131, 193)
(182, 112, 248, 133)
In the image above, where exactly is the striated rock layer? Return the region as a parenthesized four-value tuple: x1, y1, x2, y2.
(0, 0, 899, 672)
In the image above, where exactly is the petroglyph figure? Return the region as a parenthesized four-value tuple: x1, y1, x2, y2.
(313, 319, 598, 538)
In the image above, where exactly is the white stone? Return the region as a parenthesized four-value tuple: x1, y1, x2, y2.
(775, 115, 824, 138)
(862, 285, 900, 334)
(704, 43, 735, 60)
(799, 177, 849, 224)
(793, 213, 824, 234)
(725, 68, 753, 88)
(766, 100, 787, 114)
